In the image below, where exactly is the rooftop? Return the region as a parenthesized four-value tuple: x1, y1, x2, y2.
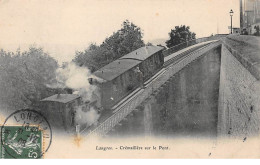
(40, 94, 80, 104)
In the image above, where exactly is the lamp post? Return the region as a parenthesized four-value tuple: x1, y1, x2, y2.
(230, 9, 234, 34)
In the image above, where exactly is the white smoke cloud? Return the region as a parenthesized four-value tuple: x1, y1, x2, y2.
(52, 62, 103, 128)
(75, 106, 100, 126)
(56, 62, 101, 102)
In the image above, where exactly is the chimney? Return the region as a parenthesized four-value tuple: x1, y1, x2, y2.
(57, 89, 61, 99)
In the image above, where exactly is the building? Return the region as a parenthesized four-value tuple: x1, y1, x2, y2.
(241, 0, 260, 34)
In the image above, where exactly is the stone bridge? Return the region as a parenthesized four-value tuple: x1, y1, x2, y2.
(83, 35, 260, 139)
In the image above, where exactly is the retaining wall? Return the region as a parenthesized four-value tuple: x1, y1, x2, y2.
(218, 45, 260, 138)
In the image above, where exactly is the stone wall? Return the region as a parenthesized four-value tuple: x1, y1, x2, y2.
(148, 46, 221, 138)
(218, 45, 260, 138)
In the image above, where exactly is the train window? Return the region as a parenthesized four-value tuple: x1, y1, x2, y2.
(159, 53, 163, 63)
(60, 104, 65, 113)
(56, 103, 60, 113)
(67, 103, 71, 110)
(112, 81, 117, 91)
(127, 85, 134, 91)
(116, 78, 120, 90)
(156, 54, 160, 65)
(49, 102, 55, 111)
(120, 75, 124, 87)
(129, 71, 133, 81)
(125, 73, 129, 84)
(69, 109, 75, 127)
(71, 101, 76, 108)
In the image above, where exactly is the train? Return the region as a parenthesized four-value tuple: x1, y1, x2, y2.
(40, 45, 165, 133)
(92, 45, 165, 109)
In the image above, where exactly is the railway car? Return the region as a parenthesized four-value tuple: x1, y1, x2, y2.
(93, 45, 164, 109)
(40, 92, 100, 131)
(40, 94, 82, 132)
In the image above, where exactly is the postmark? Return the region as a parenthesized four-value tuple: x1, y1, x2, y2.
(0, 109, 52, 159)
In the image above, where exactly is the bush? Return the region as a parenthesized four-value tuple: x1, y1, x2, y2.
(0, 47, 58, 110)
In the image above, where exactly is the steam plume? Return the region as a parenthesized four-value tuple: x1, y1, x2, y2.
(55, 62, 103, 102)
(75, 106, 100, 126)
(49, 62, 103, 128)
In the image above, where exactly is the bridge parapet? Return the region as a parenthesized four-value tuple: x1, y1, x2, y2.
(224, 35, 260, 80)
(163, 34, 227, 57)
(85, 41, 222, 138)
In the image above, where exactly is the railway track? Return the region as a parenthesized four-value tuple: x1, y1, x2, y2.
(164, 40, 218, 67)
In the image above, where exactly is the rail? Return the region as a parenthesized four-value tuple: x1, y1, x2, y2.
(84, 41, 222, 138)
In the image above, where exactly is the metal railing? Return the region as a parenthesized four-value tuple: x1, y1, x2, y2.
(85, 41, 222, 138)
(163, 34, 227, 57)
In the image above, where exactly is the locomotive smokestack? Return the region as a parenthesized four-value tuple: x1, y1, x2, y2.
(88, 78, 93, 85)
(88, 77, 103, 85)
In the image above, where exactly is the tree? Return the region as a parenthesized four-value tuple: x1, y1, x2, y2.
(0, 47, 58, 110)
(73, 20, 145, 72)
(165, 25, 196, 48)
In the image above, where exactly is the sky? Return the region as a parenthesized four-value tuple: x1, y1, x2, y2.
(0, 0, 240, 63)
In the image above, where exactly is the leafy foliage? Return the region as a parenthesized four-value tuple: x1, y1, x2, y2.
(166, 25, 196, 48)
(0, 47, 58, 110)
(73, 20, 145, 72)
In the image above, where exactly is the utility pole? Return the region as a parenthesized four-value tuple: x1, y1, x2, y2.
(230, 9, 234, 34)
(240, 0, 243, 29)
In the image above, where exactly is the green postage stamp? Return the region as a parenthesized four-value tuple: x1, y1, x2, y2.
(0, 126, 43, 159)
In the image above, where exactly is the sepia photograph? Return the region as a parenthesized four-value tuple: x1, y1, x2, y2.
(0, 0, 260, 159)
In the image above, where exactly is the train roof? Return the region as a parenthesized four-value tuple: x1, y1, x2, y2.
(93, 46, 163, 81)
(40, 94, 80, 104)
(93, 59, 140, 81)
(119, 46, 164, 61)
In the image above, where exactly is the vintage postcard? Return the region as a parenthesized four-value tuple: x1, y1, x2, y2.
(1, 0, 260, 159)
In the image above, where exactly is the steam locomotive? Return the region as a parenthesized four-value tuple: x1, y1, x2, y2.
(40, 45, 165, 132)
